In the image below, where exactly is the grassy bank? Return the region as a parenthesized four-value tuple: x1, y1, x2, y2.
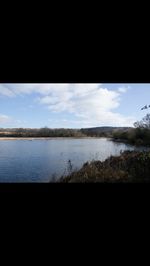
(60, 150, 150, 182)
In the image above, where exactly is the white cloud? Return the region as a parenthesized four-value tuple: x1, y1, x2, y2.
(0, 83, 135, 127)
(0, 85, 15, 97)
(0, 114, 11, 124)
(118, 86, 130, 93)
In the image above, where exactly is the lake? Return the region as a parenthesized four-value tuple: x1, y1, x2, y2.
(0, 138, 148, 182)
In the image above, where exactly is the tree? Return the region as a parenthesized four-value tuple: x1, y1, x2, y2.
(134, 113, 150, 129)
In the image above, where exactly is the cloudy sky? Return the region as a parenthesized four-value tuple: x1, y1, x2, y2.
(0, 83, 149, 128)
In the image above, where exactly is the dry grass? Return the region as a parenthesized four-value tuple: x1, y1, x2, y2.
(60, 151, 150, 183)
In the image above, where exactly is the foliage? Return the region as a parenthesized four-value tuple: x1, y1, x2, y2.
(112, 114, 150, 146)
(134, 113, 150, 129)
(0, 127, 86, 138)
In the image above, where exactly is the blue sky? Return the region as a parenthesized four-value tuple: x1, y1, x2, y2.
(0, 83, 149, 128)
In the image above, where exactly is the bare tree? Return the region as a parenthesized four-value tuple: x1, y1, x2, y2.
(134, 113, 150, 129)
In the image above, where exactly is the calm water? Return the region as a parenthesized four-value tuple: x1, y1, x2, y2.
(0, 138, 148, 182)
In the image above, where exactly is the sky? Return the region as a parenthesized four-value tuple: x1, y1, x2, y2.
(0, 83, 149, 128)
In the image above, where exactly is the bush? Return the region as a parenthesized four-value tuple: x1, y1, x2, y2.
(113, 127, 150, 146)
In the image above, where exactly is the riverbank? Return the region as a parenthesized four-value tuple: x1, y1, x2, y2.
(0, 136, 103, 141)
(112, 137, 150, 147)
(112, 138, 150, 147)
(60, 150, 150, 182)
(0, 137, 53, 140)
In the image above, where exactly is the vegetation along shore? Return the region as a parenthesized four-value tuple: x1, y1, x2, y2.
(60, 150, 150, 183)
(59, 113, 150, 182)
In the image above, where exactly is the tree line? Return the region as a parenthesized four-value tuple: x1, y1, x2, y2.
(0, 127, 86, 137)
(0, 127, 124, 138)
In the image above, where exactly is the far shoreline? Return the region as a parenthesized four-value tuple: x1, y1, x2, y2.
(0, 136, 106, 141)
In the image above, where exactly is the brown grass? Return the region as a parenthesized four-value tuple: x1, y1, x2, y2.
(60, 151, 150, 183)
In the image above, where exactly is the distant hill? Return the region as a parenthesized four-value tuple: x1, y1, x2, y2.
(80, 126, 132, 133)
(80, 127, 132, 137)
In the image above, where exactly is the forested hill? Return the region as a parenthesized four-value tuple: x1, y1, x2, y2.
(80, 127, 132, 137)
